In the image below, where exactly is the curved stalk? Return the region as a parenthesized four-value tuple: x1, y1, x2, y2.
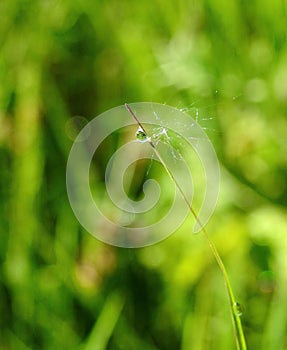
(125, 103, 247, 350)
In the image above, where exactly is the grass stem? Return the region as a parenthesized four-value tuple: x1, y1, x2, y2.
(125, 103, 247, 350)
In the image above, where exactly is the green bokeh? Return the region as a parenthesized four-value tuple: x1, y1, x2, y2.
(1, 0, 287, 349)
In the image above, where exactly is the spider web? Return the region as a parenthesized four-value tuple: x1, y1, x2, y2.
(137, 103, 218, 177)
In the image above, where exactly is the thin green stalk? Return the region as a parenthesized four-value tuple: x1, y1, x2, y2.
(125, 103, 247, 350)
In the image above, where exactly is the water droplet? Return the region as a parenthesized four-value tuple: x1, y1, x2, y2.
(136, 127, 147, 142)
(233, 302, 243, 317)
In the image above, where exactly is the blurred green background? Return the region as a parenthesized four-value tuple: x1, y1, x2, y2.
(1, 0, 287, 349)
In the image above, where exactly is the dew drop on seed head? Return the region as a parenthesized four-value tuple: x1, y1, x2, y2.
(136, 127, 147, 142)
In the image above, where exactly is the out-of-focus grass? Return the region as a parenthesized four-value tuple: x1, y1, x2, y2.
(1, 0, 287, 349)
